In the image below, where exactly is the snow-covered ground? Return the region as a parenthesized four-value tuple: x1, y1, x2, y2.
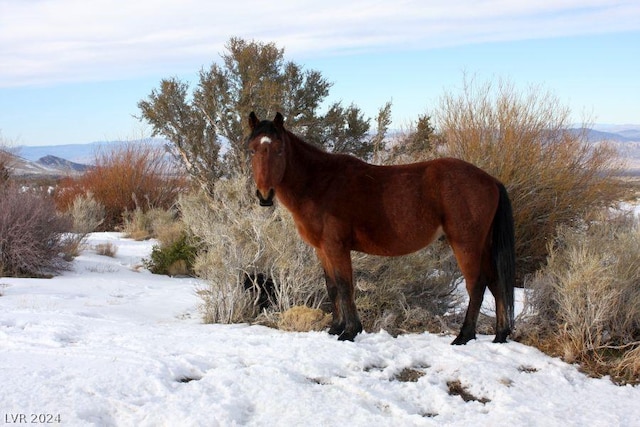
(1, 233, 639, 426)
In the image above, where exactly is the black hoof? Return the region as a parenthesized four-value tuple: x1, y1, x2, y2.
(328, 322, 345, 336)
(336, 320, 363, 342)
(451, 333, 475, 345)
(492, 330, 510, 343)
(338, 331, 357, 341)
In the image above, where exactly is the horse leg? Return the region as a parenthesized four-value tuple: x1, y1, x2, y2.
(452, 276, 487, 345)
(316, 248, 362, 341)
(487, 280, 510, 343)
(449, 242, 489, 345)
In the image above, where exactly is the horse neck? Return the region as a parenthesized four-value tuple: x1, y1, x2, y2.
(278, 131, 330, 205)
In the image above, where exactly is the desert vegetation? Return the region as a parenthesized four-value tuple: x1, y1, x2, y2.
(436, 76, 625, 278)
(0, 183, 73, 277)
(2, 37, 637, 383)
(54, 142, 188, 230)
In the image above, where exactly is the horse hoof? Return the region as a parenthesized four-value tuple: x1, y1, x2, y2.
(338, 332, 355, 342)
(328, 324, 345, 336)
(451, 334, 475, 345)
(337, 321, 363, 341)
(492, 332, 510, 343)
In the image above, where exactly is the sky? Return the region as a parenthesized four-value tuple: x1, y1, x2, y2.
(0, 0, 639, 147)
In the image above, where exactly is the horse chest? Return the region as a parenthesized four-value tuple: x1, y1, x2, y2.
(293, 217, 323, 249)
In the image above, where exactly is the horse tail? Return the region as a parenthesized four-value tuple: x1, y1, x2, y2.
(491, 183, 516, 331)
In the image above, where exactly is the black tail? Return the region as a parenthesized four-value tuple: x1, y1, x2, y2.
(491, 183, 516, 331)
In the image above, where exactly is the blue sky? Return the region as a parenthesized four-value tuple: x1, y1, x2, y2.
(1, 0, 639, 146)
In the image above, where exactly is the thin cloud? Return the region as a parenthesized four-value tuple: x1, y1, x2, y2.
(1, 0, 638, 87)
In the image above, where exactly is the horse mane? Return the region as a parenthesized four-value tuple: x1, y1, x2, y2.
(282, 127, 368, 170)
(249, 114, 366, 169)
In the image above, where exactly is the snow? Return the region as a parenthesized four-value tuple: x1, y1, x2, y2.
(1, 233, 638, 426)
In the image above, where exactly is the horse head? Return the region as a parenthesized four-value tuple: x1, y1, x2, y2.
(247, 112, 287, 207)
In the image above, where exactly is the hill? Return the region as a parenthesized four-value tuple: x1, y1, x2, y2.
(36, 155, 91, 173)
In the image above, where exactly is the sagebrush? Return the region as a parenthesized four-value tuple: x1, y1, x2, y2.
(436, 76, 625, 278)
(180, 175, 326, 324)
(521, 213, 640, 384)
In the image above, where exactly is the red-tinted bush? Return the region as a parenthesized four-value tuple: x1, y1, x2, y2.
(55, 143, 188, 230)
(0, 185, 72, 277)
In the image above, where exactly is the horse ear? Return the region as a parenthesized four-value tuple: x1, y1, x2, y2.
(274, 112, 284, 131)
(248, 112, 259, 131)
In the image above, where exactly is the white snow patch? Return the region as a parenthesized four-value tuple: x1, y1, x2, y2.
(1, 233, 638, 426)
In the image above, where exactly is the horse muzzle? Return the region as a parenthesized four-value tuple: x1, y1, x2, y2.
(256, 188, 275, 206)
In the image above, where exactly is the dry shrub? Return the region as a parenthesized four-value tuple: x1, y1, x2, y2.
(0, 185, 72, 277)
(353, 241, 461, 336)
(277, 306, 331, 332)
(69, 192, 105, 234)
(95, 242, 118, 257)
(121, 207, 177, 241)
(180, 175, 326, 324)
(436, 76, 626, 278)
(522, 213, 640, 384)
(55, 142, 188, 230)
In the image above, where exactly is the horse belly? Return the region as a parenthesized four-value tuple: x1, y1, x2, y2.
(353, 223, 444, 257)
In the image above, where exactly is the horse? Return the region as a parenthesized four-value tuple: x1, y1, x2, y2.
(247, 112, 515, 344)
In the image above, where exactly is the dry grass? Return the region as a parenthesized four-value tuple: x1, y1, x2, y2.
(521, 213, 640, 384)
(121, 207, 178, 241)
(277, 306, 331, 332)
(94, 242, 118, 257)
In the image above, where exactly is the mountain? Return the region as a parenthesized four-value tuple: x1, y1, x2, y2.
(17, 138, 166, 164)
(36, 155, 92, 173)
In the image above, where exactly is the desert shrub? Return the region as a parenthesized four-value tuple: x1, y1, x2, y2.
(69, 192, 105, 234)
(180, 175, 327, 324)
(353, 241, 461, 336)
(55, 142, 188, 231)
(0, 185, 72, 277)
(95, 242, 118, 257)
(121, 208, 152, 240)
(143, 232, 197, 276)
(122, 206, 181, 241)
(436, 76, 626, 278)
(521, 213, 640, 384)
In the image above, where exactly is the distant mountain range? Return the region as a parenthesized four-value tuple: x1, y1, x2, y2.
(6, 138, 166, 179)
(5, 154, 91, 179)
(6, 127, 640, 178)
(16, 138, 166, 164)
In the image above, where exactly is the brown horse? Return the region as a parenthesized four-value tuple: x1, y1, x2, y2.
(247, 112, 515, 344)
